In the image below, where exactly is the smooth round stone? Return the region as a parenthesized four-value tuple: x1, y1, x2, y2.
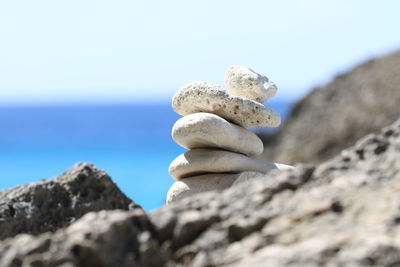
(166, 173, 240, 204)
(172, 81, 280, 128)
(166, 165, 294, 204)
(172, 113, 263, 157)
(169, 148, 285, 180)
(224, 65, 277, 103)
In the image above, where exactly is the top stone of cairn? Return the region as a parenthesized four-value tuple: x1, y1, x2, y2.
(224, 65, 277, 103)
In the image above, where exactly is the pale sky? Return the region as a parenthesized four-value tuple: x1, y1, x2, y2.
(0, 0, 399, 105)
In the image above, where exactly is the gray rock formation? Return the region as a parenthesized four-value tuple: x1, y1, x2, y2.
(259, 50, 400, 164)
(0, 114, 399, 266)
(0, 163, 138, 240)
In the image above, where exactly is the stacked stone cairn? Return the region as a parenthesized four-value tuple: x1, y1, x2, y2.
(167, 65, 293, 204)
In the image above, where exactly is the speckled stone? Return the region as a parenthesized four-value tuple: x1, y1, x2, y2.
(224, 65, 277, 103)
(169, 148, 289, 180)
(172, 81, 280, 128)
(172, 112, 263, 156)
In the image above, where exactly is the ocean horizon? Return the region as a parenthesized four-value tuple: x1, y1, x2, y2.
(0, 101, 293, 210)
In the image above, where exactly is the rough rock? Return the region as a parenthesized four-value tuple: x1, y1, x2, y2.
(259, 50, 400, 164)
(172, 112, 264, 156)
(0, 162, 138, 240)
(1, 117, 400, 266)
(172, 81, 280, 128)
(0, 209, 158, 267)
(224, 65, 277, 103)
(169, 148, 289, 180)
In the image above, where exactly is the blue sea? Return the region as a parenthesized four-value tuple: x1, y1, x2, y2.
(0, 102, 291, 211)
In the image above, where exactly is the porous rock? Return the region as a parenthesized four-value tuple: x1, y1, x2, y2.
(260, 50, 400, 164)
(172, 112, 264, 156)
(0, 162, 138, 240)
(0, 209, 162, 267)
(169, 148, 288, 180)
(2, 117, 400, 266)
(161, 116, 400, 266)
(224, 65, 277, 103)
(172, 81, 280, 128)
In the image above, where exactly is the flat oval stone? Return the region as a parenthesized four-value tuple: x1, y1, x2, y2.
(172, 113, 264, 156)
(169, 148, 285, 180)
(224, 65, 277, 103)
(167, 167, 294, 204)
(172, 81, 280, 128)
(166, 173, 240, 204)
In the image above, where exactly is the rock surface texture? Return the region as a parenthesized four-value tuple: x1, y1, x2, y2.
(0, 163, 138, 240)
(259, 50, 400, 165)
(0, 116, 400, 266)
(172, 81, 280, 128)
(168, 66, 290, 203)
(224, 65, 277, 103)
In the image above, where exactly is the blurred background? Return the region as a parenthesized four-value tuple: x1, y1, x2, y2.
(0, 0, 399, 211)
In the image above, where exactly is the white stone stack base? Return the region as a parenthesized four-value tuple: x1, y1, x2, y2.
(166, 112, 293, 204)
(166, 166, 293, 204)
